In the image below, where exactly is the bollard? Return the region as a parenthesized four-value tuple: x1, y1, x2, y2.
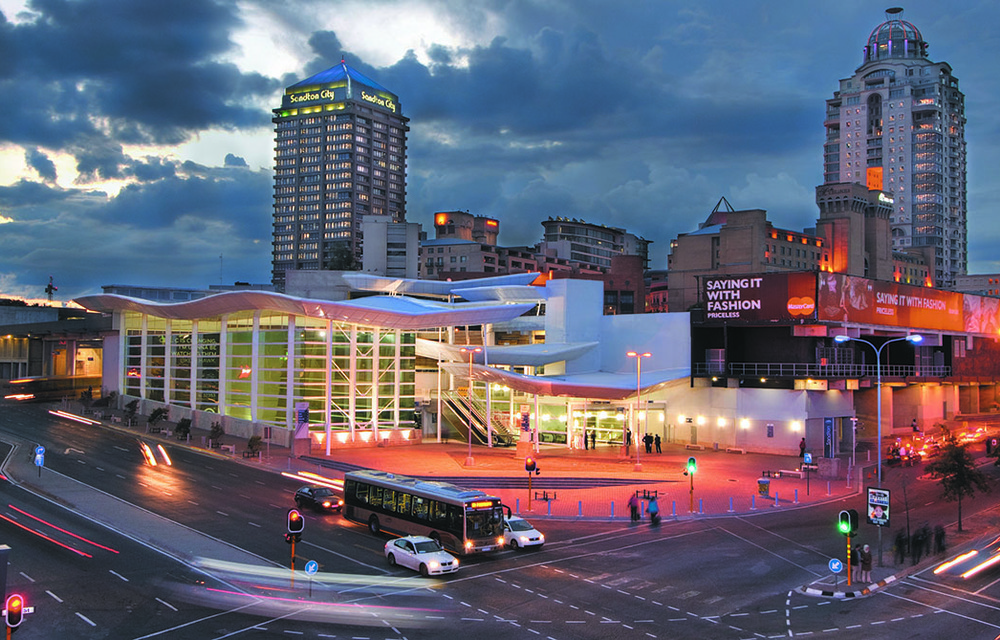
(548, 500, 552, 516)
(611, 501, 615, 519)
(516, 498, 520, 514)
(794, 489, 799, 504)
(729, 496, 734, 513)
(699, 498, 703, 514)
(751, 494, 756, 510)
(579, 500, 583, 517)
(774, 491, 779, 507)
(827, 481, 831, 496)
(672, 500, 677, 517)
(641, 502, 645, 518)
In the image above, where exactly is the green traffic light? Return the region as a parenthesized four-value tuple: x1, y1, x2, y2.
(687, 456, 697, 474)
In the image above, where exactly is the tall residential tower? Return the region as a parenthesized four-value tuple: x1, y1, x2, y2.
(271, 60, 408, 290)
(823, 8, 966, 287)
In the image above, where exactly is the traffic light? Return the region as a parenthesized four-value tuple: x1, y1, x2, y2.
(287, 508, 304, 535)
(838, 509, 859, 537)
(684, 456, 697, 476)
(525, 457, 539, 474)
(4, 593, 24, 629)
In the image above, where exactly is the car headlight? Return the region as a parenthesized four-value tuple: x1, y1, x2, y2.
(429, 561, 439, 569)
(539, 533, 544, 541)
(464, 540, 473, 550)
(321, 501, 331, 508)
(497, 536, 505, 545)
(519, 535, 528, 542)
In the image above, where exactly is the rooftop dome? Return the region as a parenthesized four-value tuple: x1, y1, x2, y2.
(863, 8, 928, 64)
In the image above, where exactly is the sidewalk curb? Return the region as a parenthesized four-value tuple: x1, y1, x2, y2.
(798, 574, 898, 599)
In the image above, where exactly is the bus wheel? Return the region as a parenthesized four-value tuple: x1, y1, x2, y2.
(368, 516, 380, 534)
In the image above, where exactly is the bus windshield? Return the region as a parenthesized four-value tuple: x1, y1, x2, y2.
(466, 507, 502, 539)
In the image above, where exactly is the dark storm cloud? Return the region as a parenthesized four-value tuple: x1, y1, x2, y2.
(25, 147, 57, 182)
(0, 0, 279, 150)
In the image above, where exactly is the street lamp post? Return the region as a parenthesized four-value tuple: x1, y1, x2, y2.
(460, 346, 482, 467)
(627, 351, 651, 472)
(834, 332, 922, 566)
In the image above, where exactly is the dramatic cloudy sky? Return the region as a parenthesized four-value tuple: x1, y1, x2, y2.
(1, 0, 998, 301)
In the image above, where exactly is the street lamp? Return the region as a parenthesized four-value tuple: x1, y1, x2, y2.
(626, 351, 651, 472)
(460, 346, 482, 467)
(834, 332, 922, 566)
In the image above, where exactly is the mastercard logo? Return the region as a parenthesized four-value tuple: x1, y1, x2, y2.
(787, 297, 815, 316)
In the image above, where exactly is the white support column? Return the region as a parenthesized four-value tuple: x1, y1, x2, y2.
(190, 320, 198, 410)
(394, 328, 402, 429)
(286, 315, 296, 432)
(372, 327, 380, 441)
(436, 328, 442, 443)
(325, 319, 333, 456)
(164, 320, 172, 406)
(140, 314, 148, 400)
(218, 315, 229, 418)
(534, 394, 540, 453)
(349, 325, 357, 440)
(483, 324, 492, 448)
(250, 311, 260, 422)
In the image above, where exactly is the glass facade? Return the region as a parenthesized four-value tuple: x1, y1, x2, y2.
(119, 310, 416, 435)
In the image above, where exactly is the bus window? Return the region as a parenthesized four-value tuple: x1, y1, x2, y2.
(430, 500, 448, 526)
(446, 505, 462, 537)
(382, 488, 395, 511)
(396, 492, 411, 515)
(412, 496, 429, 521)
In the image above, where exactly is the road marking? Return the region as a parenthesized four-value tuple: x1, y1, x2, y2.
(116, 474, 126, 480)
(216, 511, 229, 517)
(156, 597, 177, 611)
(46, 590, 63, 602)
(248, 522, 261, 528)
(18, 572, 34, 582)
(187, 500, 199, 506)
(110, 570, 129, 582)
(76, 612, 96, 626)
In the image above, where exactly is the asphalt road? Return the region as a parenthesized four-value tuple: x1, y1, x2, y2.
(2, 400, 999, 639)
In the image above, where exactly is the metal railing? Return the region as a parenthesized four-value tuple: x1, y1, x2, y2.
(694, 362, 952, 379)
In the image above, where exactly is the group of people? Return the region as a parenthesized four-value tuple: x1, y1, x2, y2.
(627, 492, 660, 525)
(894, 523, 946, 565)
(582, 429, 662, 453)
(850, 543, 873, 583)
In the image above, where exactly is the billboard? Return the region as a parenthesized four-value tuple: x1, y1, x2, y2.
(817, 273, 964, 332)
(703, 273, 816, 323)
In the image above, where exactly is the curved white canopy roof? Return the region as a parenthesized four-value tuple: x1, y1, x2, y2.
(74, 291, 534, 331)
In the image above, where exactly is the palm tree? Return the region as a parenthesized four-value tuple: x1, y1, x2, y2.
(924, 441, 991, 531)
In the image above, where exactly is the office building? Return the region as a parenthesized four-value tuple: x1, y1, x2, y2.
(823, 8, 966, 287)
(271, 60, 408, 290)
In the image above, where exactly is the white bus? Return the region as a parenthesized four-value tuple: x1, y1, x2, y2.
(343, 470, 505, 555)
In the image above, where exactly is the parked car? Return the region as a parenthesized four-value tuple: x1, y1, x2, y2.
(294, 485, 344, 513)
(503, 516, 544, 550)
(384, 535, 459, 576)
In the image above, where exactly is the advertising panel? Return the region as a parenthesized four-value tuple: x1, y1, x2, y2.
(867, 487, 890, 527)
(703, 272, 816, 323)
(817, 273, 964, 332)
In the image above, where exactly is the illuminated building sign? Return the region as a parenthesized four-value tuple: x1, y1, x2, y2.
(360, 90, 397, 113)
(283, 86, 345, 108)
(878, 192, 894, 205)
(818, 273, 964, 331)
(702, 273, 816, 323)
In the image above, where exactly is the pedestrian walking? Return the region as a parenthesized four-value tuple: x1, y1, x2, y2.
(859, 544, 873, 583)
(648, 496, 660, 526)
(643, 432, 654, 453)
(911, 418, 920, 433)
(799, 437, 806, 457)
(850, 543, 860, 580)
(920, 522, 932, 558)
(584, 429, 589, 450)
(934, 524, 946, 554)
(654, 434, 661, 453)
(590, 429, 596, 450)
(911, 529, 924, 565)
(627, 493, 640, 522)
(894, 529, 907, 565)
(626, 429, 632, 447)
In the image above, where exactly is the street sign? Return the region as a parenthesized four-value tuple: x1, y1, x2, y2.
(304, 560, 318, 575)
(867, 486, 890, 527)
(34, 454, 44, 467)
(803, 452, 813, 464)
(34, 445, 45, 456)
(829, 558, 843, 574)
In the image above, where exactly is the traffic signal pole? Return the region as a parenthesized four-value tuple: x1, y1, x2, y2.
(845, 538, 852, 587)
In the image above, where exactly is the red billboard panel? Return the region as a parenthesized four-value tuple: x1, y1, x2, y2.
(703, 273, 816, 323)
(817, 273, 964, 332)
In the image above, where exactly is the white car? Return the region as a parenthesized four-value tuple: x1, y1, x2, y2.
(503, 516, 544, 550)
(384, 535, 459, 576)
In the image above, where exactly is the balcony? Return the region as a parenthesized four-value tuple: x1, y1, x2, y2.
(694, 362, 951, 379)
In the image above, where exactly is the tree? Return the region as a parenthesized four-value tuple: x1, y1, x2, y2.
(924, 441, 991, 531)
(325, 241, 360, 271)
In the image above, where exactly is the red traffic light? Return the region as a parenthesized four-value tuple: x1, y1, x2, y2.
(287, 508, 305, 534)
(5, 593, 24, 628)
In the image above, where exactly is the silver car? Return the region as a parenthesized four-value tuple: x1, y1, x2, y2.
(384, 535, 460, 576)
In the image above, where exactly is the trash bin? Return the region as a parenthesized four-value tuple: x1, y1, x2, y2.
(757, 478, 770, 497)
